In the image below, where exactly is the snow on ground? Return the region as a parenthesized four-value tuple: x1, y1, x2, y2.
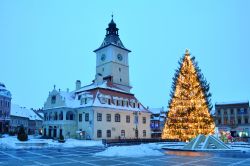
(0, 135, 103, 149)
(95, 143, 164, 157)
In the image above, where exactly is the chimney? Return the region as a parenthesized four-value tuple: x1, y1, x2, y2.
(76, 80, 81, 90)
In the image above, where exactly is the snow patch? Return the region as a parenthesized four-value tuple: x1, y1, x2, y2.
(0, 135, 103, 149)
(95, 143, 164, 157)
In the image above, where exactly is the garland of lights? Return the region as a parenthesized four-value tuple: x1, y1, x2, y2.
(162, 49, 215, 142)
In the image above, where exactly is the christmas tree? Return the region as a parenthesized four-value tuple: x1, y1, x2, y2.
(162, 49, 215, 142)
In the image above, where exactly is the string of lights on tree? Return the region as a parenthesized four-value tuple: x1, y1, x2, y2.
(162, 49, 215, 142)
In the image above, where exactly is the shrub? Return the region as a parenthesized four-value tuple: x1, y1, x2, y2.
(17, 126, 28, 141)
(58, 135, 65, 143)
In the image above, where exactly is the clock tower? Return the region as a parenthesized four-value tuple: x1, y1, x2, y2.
(94, 17, 132, 92)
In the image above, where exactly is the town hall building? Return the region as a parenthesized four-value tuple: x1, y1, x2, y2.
(42, 17, 151, 140)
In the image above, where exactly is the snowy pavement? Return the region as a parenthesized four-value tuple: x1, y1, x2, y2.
(0, 146, 250, 166)
(1, 136, 250, 165)
(0, 135, 103, 149)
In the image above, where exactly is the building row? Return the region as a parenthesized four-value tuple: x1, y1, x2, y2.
(0, 83, 43, 134)
(214, 101, 250, 138)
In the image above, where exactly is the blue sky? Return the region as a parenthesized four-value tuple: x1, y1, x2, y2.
(0, 0, 250, 109)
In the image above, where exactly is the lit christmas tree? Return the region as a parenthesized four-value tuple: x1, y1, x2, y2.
(162, 49, 215, 142)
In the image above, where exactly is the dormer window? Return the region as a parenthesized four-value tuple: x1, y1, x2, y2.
(81, 98, 88, 105)
(51, 96, 56, 104)
(78, 95, 81, 100)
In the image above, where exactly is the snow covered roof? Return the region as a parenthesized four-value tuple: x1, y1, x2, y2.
(75, 81, 130, 94)
(215, 101, 249, 105)
(0, 82, 11, 98)
(148, 107, 166, 114)
(92, 90, 148, 112)
(59, 91, 80, 108)
(45, 81, 150, 113)
(11, 104, 42, 121)
(215, 101, 249, 108)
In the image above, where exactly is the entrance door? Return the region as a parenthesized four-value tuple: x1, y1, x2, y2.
(60, 129, 62, 137)
(135, 129, 138, 139)
(44, 128, 46, 136)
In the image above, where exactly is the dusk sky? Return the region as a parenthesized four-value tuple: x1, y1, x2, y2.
(0, 0, 250, 109)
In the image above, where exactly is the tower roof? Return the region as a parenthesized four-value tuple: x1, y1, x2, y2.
(0, 82, 11, 98)
(94, 16, 131, 52)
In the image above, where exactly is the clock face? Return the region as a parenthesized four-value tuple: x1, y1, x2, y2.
(101, 54, 106, 61)
(117, 54, 123, 61)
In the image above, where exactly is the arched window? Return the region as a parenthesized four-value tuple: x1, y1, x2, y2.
(54, 112, 58, 120)
(49, 112, 53, 120)
(66, 111, 75, 120)
(115, 114, 120, 122)
(59, 111, 63, 120)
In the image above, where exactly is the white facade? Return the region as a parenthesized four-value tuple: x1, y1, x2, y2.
(42, 18, 151, 140)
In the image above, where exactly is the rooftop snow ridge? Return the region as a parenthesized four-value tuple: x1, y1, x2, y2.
(215, 100, 249, 105)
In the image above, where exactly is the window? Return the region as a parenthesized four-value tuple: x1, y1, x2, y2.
(137, 103, 140, 108)
(120, 78, 122, 82)
(0, 100, 2, 106)
(143, 117, 146, 124)
(78, 95, 81, 100)
(121, 130, 125, 137)
(106, 114, 111, 122)
(143, 130, 146, 137)
(107, 130, 111, 138)
(102, 68, 104, 72)
(115, 114, 120, 122)
(51, 96, 56, 104)
(97, 113, 102, 121)
(59, 111, 63, 120)
(218, 110, 220, 115)
(119, 68, 121, 72)
(97, 130, 102, 138)
(238, 118, 241, 124)
(0, 110, 2, 116)
(230, 109, 234, 115)
(218, 119, 221, 124)
(108, 99, 111, 105)
(54, 112, 58, 120)
(85, 113, 89, 121)
(237, 108, 241, 114)
(49, 112, 52, 120)
(79, 114, 82, 122)
(66, 111, 75, 120)
(126, 115, 130, 123)
(245, 118, 248, 124)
